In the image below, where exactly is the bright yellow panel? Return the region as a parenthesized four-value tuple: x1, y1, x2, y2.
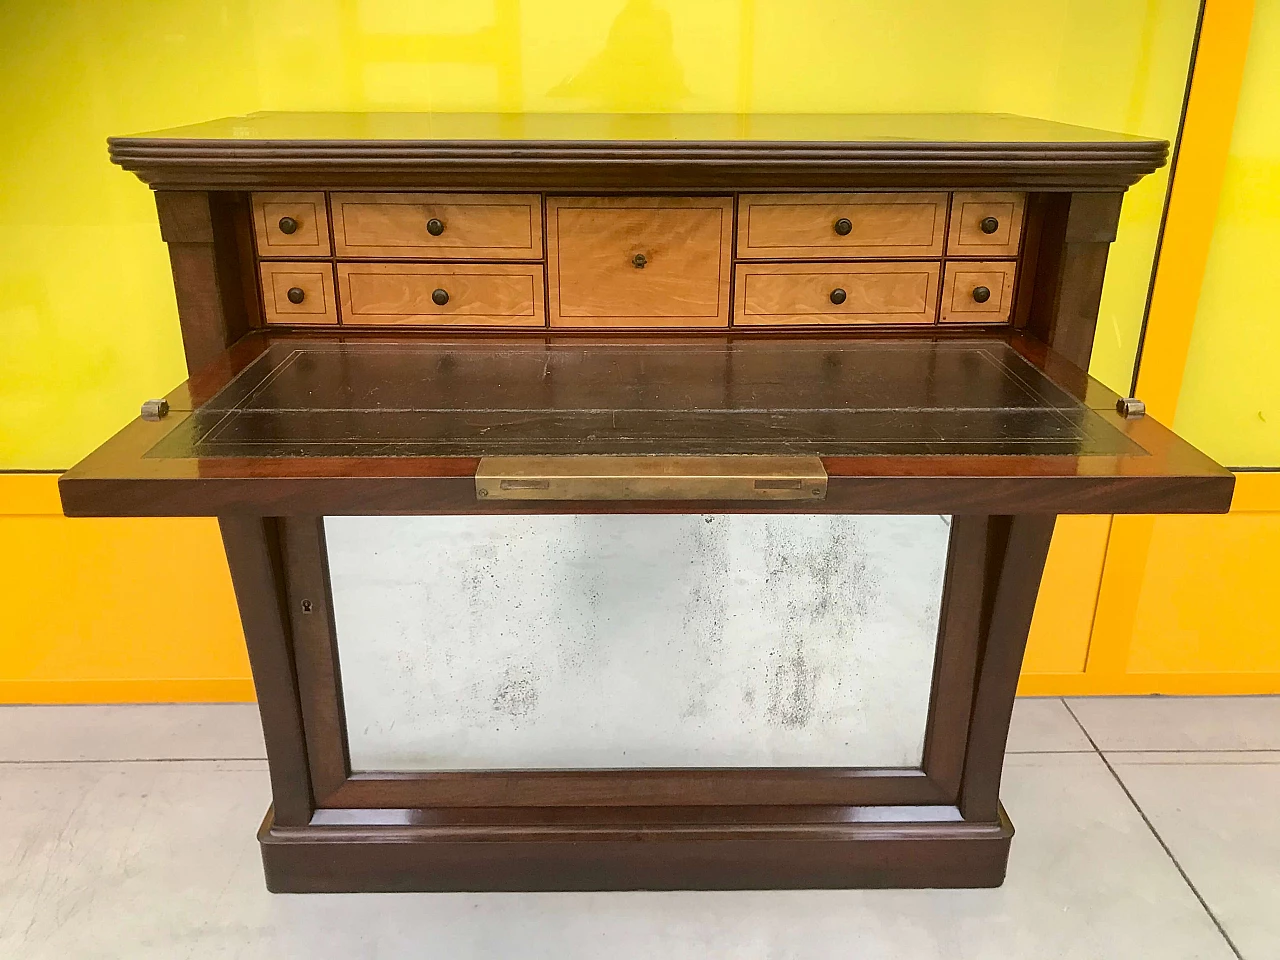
(1176, 0, 1280, 467)
(1126, 511, 1280, 674)
(1023, 516, 1112, 675)
(0, 478, 251, 703)
(0, 0, 1199, 468)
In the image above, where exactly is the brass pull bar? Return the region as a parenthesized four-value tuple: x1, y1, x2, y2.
(475, 456, 827, 501)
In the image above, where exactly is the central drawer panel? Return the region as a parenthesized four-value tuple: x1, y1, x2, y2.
(737, 193, 948, 259)
(331, 193, 542, 259)
(734, 262, 941, 326)
(337, 263, 545, 326)
(547, 197, 734, 328)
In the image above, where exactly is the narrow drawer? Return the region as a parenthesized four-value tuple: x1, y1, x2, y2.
(337, 263, 545, 326)
(252, 192, 331, 257)
(547, 197, 733, 328)
(331, 193, 542, 259)
(734, 262, 940, 326)
(736, 193, 948, 259)
(259, 262, 338, 325)
(947, 192, 1025, 257)
(940, 261, 1017, 323)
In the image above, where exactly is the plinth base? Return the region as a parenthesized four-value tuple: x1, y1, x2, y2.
(257, 805, 1014, 892)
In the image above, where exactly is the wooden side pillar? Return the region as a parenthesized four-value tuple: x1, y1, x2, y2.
(959, 514, 1058, 821)
(219, 516, 314, 827)
(1026, 192, 1126, 370)
(155, 191, 258, 374)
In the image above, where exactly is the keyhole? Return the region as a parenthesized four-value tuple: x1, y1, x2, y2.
(300, 599, 313, 614)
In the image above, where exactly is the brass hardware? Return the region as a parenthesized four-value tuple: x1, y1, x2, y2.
(829, 288, 847, 305)
(834, 217, 853, 236)
(431, 288, 449, 306)
(277, 216, 299, 235)
(475, 456, 827, 501)
(971, 285, 991, 303)
(632, 253, 647, 268)
(979, 216, 1000, 234)
(286, 287, 305, 304)
(1116, 397, 1147, 418)
(140, 399, 169, 422)
(426, 217, 445, 236)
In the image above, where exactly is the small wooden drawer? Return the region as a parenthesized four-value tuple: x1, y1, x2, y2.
(947, 192, 1025, 257)
(259, 262, 338, 325)
(734, 262, 940, 326)
(337, 263, 544, 327)
(547, 197, 733, 328)
(940, 261, 1017, 323)
(736, 193, 948, 259)
(331, 193, 542, 259)
(252, 192, 331, 257)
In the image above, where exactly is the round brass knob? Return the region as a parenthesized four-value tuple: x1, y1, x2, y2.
(972, 285, 991, 303)
(829, 288, 847, 305)
(834, 217, 853, 236)
(286, 287, 305, 304)
(278, 216, 298, 235)
(431, 288, 449, 306)
(979, 216, 1000, 235)
(426, 218, 445, 236)
(632, 253, 647, 268)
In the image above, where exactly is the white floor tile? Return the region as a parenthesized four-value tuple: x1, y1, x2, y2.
(1112, 757, 1280, 960)
(0, 703, 265, 761)
(1067, 696, 1280, 752)
(0, 753, 1235, 960)
(1006, 698, 1093, 753)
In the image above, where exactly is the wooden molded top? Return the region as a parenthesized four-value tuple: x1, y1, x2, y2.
(108, 112, 1168, 191)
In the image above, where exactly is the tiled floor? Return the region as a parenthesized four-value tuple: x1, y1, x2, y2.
(0, 698, 1277, 959)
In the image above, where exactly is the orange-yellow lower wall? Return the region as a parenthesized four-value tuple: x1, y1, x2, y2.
(0, 474, 253, 703)
(2, 471, 1277, 703)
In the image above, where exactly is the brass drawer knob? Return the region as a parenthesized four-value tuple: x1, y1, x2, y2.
(426, 218, 445, 236)
(979, 216, 1000, 234)
(829, 288, 847, 305)
(277, 216, 298, 235)
(833, 217, 853, 236)
(632, 253, 647, 268)
(431, 288, 450, 306)
(286, 286, 305, 304)
(972, 285, 991, 303)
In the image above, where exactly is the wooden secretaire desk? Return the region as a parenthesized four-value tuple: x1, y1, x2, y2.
(60, 113, 1232, 892)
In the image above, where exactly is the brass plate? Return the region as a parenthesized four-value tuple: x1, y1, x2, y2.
(475, 456, 828, 501)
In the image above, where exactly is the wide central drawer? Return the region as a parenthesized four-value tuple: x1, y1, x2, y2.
(337, 263, 545, 326)
(331, 193, 542, 259)
(734, 262, 941, 326)
(547, 197, 734, 328)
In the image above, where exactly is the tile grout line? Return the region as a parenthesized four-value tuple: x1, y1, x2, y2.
(1062, 698, 1245, 960)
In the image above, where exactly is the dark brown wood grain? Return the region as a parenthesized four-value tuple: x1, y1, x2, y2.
(218, 516, 313, 826)
(280, 519, 349, 804)
(958, 515, 1058, 821)
(257, 805, 1014, 892)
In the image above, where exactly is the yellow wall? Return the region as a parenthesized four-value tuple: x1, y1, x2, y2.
(3, 0, 1274, 703)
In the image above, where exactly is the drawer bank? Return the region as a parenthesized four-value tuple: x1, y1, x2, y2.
(61, 113, 1232, 893)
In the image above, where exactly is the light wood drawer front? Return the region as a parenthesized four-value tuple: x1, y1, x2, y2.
(548, 197, 733, 328)
(260, 262, 338, 325)
(331, 193, 542, 259)
(947, 192, 1025, 257)
(940, 261, 1017, 323)
(338, 263, 544, 326)
(735, 262, 940, 326)
(737, 193, 948, 259)
(253, 192, 331, 257)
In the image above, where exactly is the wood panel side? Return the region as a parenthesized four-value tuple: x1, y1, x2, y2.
(958, 514, 1057, 821)
(218, 516, 313, 826)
